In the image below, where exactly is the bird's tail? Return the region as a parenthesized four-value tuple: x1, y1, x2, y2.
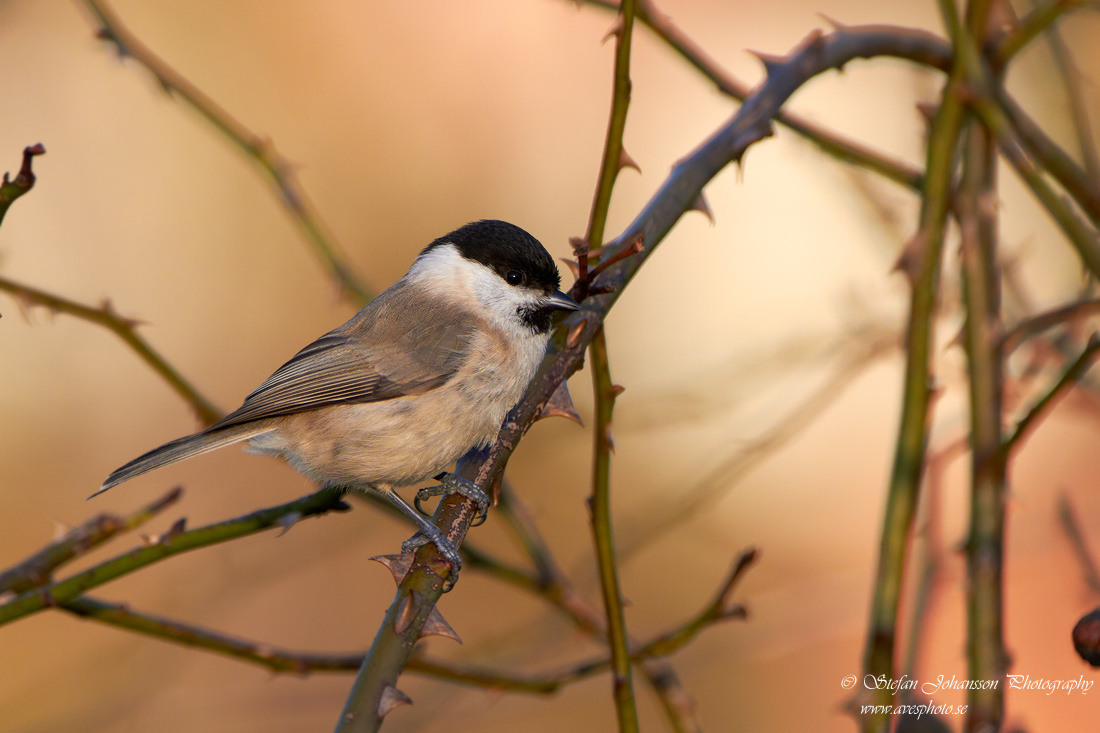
(93, 423, 274, 498)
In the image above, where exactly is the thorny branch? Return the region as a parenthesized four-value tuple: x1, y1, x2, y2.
(0, 487, 182, 596)
(0, 488, 350, 627)
(57, 547, 752, 698)
(0, 277, 222, 425)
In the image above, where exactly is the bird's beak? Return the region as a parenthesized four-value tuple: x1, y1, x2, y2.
(546, 290, 580, 311)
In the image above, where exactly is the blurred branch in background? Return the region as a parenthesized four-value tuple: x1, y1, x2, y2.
(0, 488, 350, 627)
(55, 546, 752, 698)
(1058, 493, 1100, 597)
(580, 2, 640, 729)
(619, 321, 897, 563)
(580, 0, 929, 192)
(0, 276, 222, 425)
(79, 0, 373, 305)
(861, 3, 966, 727)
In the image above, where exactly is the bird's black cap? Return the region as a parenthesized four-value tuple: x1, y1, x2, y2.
(426, 220, 562, 293)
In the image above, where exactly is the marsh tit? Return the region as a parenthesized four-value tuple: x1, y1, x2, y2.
(95, 220, 578, 572)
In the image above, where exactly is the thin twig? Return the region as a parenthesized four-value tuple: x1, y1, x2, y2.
(580, 0, 930, 192)
(1002, 297, 1100, 352)
(494, 484, 701, 731)
(589, 329, 638, 731)
(0, 144, 45, 228)
(1004, 333, 1100, 451)
(79, 0, 372, 304)
(580, 0, 641, 727)
(1025, 0, 1100, 179)
(0, 487, 182, 595)
(994, 0, 1089, 63)
(0, 488, 350, 627)
(861, 4, 970, 727)
(0, 277, 221, 425)
(59, 549, 751, 698)
(968, 92, 1100, 277)
(957, 0, 1009, 714)
(61, 595, 364, 674)
(1000, 93, 1100, 227)
(1057, 493, 1100, 595)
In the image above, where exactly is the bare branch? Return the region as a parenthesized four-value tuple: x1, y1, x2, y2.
(1005, 333, 1100, 451)
(0, 487, 181, 595)
(0, 277, 222, 425)
(0, 488, 350, 627)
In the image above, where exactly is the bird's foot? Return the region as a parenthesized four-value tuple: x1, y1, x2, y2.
(414, 473, 490, 527)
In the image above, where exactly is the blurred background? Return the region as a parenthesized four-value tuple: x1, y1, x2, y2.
(1, 0, 1099, 730)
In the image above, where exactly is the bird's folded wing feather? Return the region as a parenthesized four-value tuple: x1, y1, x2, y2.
(207, 285, 476, 431)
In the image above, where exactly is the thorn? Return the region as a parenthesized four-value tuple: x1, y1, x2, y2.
(610, 384, 626, 397)
(276, 511, 303, 537)
(601, 15, 624, 44)
(537, 379, 584, 426)
(566, 317, 588, 350)
(560, 258, 580, 280)
(604, 424, 615, 453)
(377, 685, 413, 718)
(947, 324, 966, 350)
(421, 606, 462, 643)
(52, 520, 72, 541)
(100, 298, 145, 330)
(916, 102, 937, 124)
(618, 147, 641, 174)
(370, 553, 414, 586)
(161, 517, 186, 545)
(688, 192, 715, 225)
(892, 230, 927, 286)
(394, 590, 423, 635)
(818, 13, 849, 31)
(747, 49, 785, 77)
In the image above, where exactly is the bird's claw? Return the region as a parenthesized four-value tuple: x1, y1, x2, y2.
(401, 531, 461, 592)
(414, 473, 490, 527)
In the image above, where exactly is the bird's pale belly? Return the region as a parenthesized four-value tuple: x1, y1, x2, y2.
(245, 385, 504, 489)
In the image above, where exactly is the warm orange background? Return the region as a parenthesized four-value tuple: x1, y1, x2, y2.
(1, 1, 1099, 731)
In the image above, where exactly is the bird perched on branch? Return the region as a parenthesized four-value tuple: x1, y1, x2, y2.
(95, 220, 578, 576)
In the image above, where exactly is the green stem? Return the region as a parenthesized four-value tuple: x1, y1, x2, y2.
(994, 0, 1086, 63)
(0, 276, 221, 425)
(1004, 333, 1100, 450)
(959, 71, 1008, 731)
(862, 4, 969, 728)
(0, 488, 348, 627)
(581, 0, 638, 293)
(589, 328, 638, 732)
(0, 487, 181, 594)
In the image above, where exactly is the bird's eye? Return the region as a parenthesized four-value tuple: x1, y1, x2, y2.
(505, 270, 524, 286)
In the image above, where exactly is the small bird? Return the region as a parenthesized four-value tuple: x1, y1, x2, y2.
(95, 220, 578, 571)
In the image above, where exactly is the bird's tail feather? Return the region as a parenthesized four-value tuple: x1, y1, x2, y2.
(93, 423, 274, 497)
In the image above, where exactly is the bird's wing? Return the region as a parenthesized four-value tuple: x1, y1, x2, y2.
(207, 282, 476, 431)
